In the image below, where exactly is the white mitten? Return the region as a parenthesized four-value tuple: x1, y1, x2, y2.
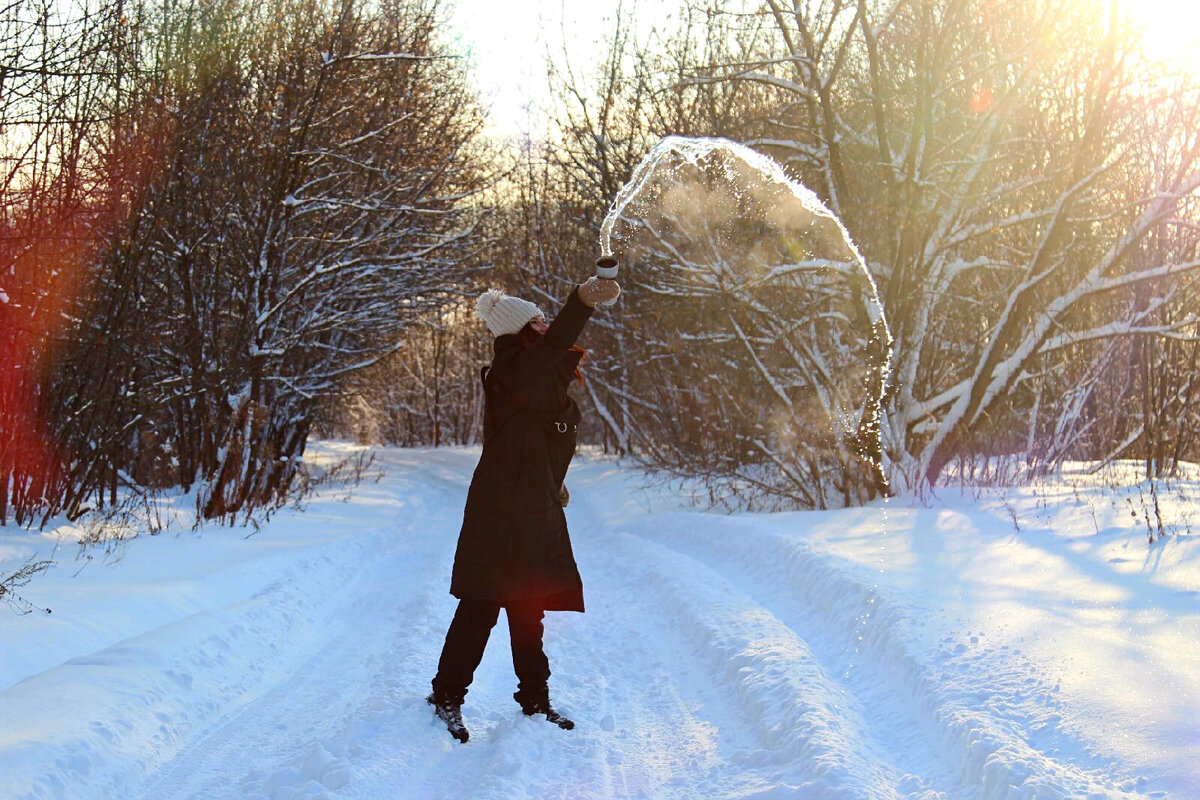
(578, 277, 621, 308)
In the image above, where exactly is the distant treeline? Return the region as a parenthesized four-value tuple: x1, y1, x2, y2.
(3, 0, 1199, 524)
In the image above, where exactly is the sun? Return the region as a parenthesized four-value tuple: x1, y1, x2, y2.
(1117, 0, 1200, 57)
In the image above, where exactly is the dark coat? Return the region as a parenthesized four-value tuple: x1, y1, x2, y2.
(449, 288, 593, 612)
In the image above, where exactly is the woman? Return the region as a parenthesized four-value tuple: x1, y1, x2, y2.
(428, 273, 621, 743)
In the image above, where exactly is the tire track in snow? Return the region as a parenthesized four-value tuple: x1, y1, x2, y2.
(548, 529, 793, 800)
(133, 472, 456, 800)
(618, 512, 1148, 800)
(3, 519, 405, 800)
(623, 517, 969, 796)
(137, 549, 448, 799)
(599, 527, 949, 800)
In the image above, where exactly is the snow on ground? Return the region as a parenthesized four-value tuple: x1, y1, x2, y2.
(0, 444, 1196, 799)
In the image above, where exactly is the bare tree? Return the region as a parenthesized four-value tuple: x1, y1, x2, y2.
(3, 0, 489, 523)
(1, 0, 131, 524)
(316, 298, 494, 447)
(540, 0, 1200, 504)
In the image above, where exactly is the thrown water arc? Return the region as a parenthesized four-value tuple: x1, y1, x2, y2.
(600, 135, 885, 322)
(596, 134, 894, 495)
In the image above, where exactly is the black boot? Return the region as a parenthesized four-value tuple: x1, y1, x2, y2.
(427, 692, 469, 743)
(514, 689, 574, 730)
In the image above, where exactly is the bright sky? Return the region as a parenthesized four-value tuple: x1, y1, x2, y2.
(1119, 0, 1200, 53)
(447, 0, 1200, 139)
(447, 0, 672, 139)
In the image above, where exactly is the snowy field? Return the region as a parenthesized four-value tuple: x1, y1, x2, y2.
(0, 443, 1197, 800)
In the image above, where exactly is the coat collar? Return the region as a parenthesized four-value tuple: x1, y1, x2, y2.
(494, 333, 522, 356)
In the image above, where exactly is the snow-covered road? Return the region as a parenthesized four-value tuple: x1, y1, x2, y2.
(2, 445, 1195, 799)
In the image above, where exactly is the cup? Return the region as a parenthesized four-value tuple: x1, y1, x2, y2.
(595, 255, 619, 279)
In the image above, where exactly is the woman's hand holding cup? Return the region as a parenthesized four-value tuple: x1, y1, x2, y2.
(580, 255, 621, 307)
(579, 276, 621, 307)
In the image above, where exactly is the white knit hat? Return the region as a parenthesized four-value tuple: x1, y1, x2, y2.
(475, 289, 545, 337)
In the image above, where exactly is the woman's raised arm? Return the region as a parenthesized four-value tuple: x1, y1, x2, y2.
(502, 279, 620, 389)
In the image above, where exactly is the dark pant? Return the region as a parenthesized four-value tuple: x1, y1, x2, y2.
(431, 597, 551, 703)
